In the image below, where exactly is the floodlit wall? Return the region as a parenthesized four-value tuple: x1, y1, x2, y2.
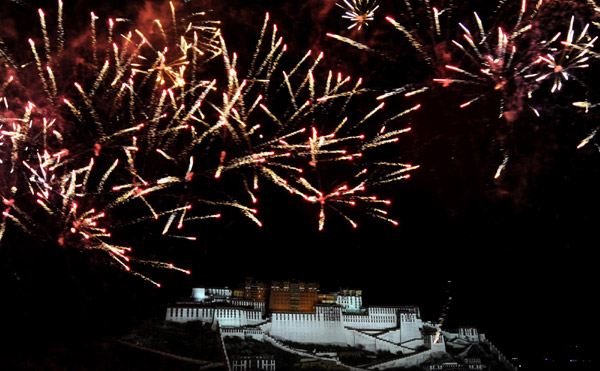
(270, 306, 346, 344)
(165, 305, 262, 328)
(336, 292, 362, 313)
(424, 334, 446, 352)
(399, 312, 422, 343)
(230, 298, 266, 315)
(221, 327, 265, 341)
(167, 290, 433, 359)
(214, 308, 263, 328)
(341, 306, 423, 343)
(458, 327, 480, 342)
(166, 306, 214, 323)
(190, 287, 232, 303)
(342, 312, 397, 330)
(342, 307, 398, 330)
(192, 288, 207, 301)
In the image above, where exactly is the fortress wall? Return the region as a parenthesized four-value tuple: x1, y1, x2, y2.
(401, 338, 424, 349)
(458, 327, 480, 342)
(400, 312, 422, 343)
(221, 327, 264, 341)
(344, 329, 406, 353)
(230, 299, 266, 314)
(342, 307, 398, 330)
(270, 312, 346, 344)
(165, 306, 214, 323)
(215, 308, 263, 328)
(342, 313, 397, 330)
(166, 306, 262, 328)
(377, 328, 401, 343)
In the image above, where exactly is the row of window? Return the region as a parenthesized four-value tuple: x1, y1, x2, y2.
(343, 315, 396, 323)
(216, 309, 261, 319)
(168, 307, 261, 319)
(169, 308, 214, 318)
(400, 314, 417, 322)
(232, 364, 275, 371)
(274, 313, 317, 320)
(369, 307, 401, 314)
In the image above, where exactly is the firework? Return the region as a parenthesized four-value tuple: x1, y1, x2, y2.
(1, 2, 418, 284)
(336, 0, 380, 30)
(432, 2, 543, 116)
(384, 0, 455, 66)
(212, 13, 419, 231)
(573, 99, 600, 150)
(326, 0, 600, 183)
(327, 1, 460, 102)
(0, 1, 224, 285)
(329, 0, 455, 66)
(524, 15, 596, 94)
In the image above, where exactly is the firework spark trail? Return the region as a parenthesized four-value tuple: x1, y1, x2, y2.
(327, 1, 459, 112)
(433, 4, 539, 116)
(388, 0, 455, 65)
(0, 1, 225, 284)
(325, 33, 374, 51)
(530, 16, 598, 93)
(202, 13, 419, 231)
(573, 98, 600, 149)
(336, 0, 380, 30)
(0, 2, 420, 283)
(438, 2, 600, 177)
(494, 154, 509, 179)
(577, 129, 597, 149)
(326, 0, 600, 184)
(330, 0, 453, 65)
(433, 280, 453, 344)
(433, 6, 534, 179)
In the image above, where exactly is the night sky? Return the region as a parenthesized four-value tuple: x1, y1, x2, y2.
(1, 0, 598, 368)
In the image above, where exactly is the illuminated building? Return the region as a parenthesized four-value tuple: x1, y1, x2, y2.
(165, 283, 512, 369)
(244, 278, 268, 302)
(166, 285, 430, 349)
(268, 281, 318, 312)
(335, 289, 363, 313)
(233, 289, 245, 299)
(458, 327, 480, 342)
(192, 287, 232, 302)
(231, 355, 275, 371)
(318, 293, 336, 304)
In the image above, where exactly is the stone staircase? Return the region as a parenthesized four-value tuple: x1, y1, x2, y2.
(348, 328, 418, 354)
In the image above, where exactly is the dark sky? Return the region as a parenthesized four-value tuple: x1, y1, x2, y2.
(1, 0, 598, 365)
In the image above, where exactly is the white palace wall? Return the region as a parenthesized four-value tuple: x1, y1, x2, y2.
(165, 305, 263, 328)
(270, 306, 347, 345)
(399, 312, 422, 343)
(166, 291, 430, 358)
(342, 308, 397, 330)
(230, 299, 266, 314)
(166, 305, 215, 323)
(214, 307, 263, 328)
(341, 306, 422, 342)
(166, 303, 425, 351)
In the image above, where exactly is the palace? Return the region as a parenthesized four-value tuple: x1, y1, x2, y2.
(166, 279, 515, 370)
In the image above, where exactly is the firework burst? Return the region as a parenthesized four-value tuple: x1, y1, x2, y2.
(531, 16, 597, 93)
(0, 1, 224, 285)
(1, 2, 418, 284)
(432, 1, 543, 115)
(212, 13, 419, 230)
(326, 0, 600, 181)
(336, 0, 380, 30)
